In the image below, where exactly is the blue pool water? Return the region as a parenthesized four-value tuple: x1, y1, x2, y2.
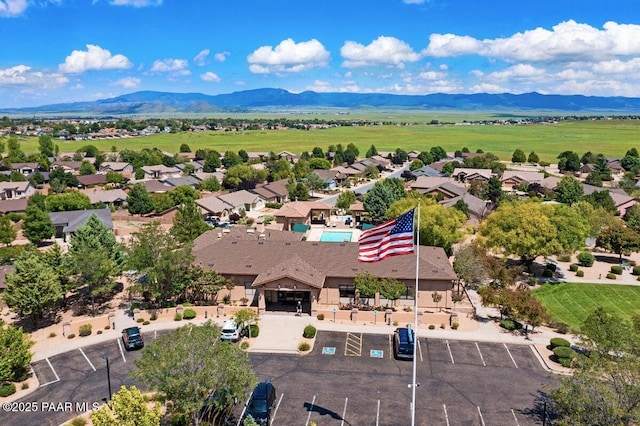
(320, 231, 353, 242)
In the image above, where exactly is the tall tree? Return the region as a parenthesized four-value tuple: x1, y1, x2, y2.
(22, 205, 54, 245)
(527, 151, 539, 164)
(0, 320, 33, 383)
(596, 221, 640, 263)
(363, 177, 406, 223)
(79, 160, 96, 176)
(557, 150, 581, 173)
(38, 135, 55, 157)
(365, 144, 378, 158)
(555, 175, 584, 205)
(335, 190, 356, 211)
(127, 184, 154, 215)
(3, 247, 61, 328)
(172, 200, 210, 244)
(511, 149, 526, 163)
(67, 214, 125, 315)
(0, 215, 16, 246)
(132, 322, 257, 426)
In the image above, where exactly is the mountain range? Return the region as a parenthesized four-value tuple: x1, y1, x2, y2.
(4, 88, 640, 115)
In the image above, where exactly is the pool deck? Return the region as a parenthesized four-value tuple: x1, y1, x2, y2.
(306, 216, 363, 242)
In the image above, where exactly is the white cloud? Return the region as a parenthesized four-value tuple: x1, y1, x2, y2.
(214, 51, 230, 62)
(247, 38, 330, 74)
(0, 0, 27, 17)
(193, 49, 210, 66)
(483, 64, 547, 82)
(150, 58, 190, 75)
(341, 36, 421, 68)
(592, 58, 640, 75)
(469, 83, 510, 94)
(201, 71, 221, 82)
(0, 65, 68, 87)
(403, 0, 425, 3)
(424, 20, 640, 63)
(110, 77, 141, 88)
(109, 0, 162, 7)
(418, 70, 446, 80)
(59, 45, 132, 74)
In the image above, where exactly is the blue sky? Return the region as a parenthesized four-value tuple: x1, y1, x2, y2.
(2, 0, 640, 108)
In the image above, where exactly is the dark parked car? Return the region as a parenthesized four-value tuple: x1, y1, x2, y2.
(393, 325, 415, 360)
(121, 326, 144, 351)
(244, 381, 277, 425)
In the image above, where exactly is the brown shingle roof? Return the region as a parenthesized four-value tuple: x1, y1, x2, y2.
(253, 255, 325, 288)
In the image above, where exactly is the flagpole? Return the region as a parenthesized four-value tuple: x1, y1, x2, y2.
(411, 203, 420, 426)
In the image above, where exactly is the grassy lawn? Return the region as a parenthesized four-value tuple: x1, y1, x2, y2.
(5, 119, 640, 162)
(532, 282, 640, 330)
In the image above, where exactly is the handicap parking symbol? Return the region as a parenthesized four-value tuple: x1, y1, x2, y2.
(370, 349, 384, 358)
(322, 347, 336, 355)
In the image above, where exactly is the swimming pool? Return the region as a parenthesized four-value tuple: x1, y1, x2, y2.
(320, 231, 353, 242)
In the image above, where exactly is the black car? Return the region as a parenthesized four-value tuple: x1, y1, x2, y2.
(244, 381, 277, 425)
(393, 325, 415, 360)
(121, 326, 144, 351)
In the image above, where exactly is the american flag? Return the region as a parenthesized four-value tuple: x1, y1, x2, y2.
(358, 209, 415, 262)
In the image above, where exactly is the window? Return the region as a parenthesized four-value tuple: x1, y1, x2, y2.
(339, 285, 355, 298)
(400, 286, 415, 300)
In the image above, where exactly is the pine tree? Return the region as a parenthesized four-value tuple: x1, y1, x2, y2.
(171, 200, 210, 243)
(0, 215, 17, 246)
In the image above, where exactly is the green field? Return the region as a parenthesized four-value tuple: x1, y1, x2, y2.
(6, 118, 640, 162)
(533, 282, 640, 330)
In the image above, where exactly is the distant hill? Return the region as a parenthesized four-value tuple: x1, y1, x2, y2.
(4, 88, 640, 115)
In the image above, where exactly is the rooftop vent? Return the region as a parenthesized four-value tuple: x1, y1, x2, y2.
(259, 234, 266, 240)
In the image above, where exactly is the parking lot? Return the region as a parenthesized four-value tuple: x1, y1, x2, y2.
(246, 331, 557, 426)
(2, 330, 557, 426)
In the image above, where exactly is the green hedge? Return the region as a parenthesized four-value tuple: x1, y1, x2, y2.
(550, 337, 571, 349)
(576, 270, 584, 277)
(606, 273, 617, 280)
(500, 318, 522, 330)
(577, 251, 595, 267)
(553, 346, 576, 360)
(303, 325, 317, 338)
(0, 382, 16, 397)
(611, 265, 623, 275)
(244, 324, 259, 338)
(632, 265, 640, 276)
(569, 263, 579, 272)
(183, 308, 196, 320)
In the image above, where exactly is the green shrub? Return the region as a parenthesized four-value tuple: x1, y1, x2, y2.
(557, 254, 571, 262)
(97, 330, 103, 335)
(500, 318, 523, 330)
(569, 263, 579, 272)
(554, 322, 571, 334)
(239, 341, 249, 350)
(611, 265, 623, 274)
(21, 382, 28, 390)
(48, 332, 56, 338)
(550, 337, 571, 349)
(298, 341, 311, 352)
(576, 270, 584, 277)
(553, 346, 577, 360)
(69, 416, 87, 426)
(244, 324, 259, 338)
(558, 357, 574, 368)
(104, 325, 111, 330)
(428, 324, 435, 330)
(303, 325, 317, 338)
(633, 265, 640, 276)
(174, 313, 182, 321)
(542, 269, 554, 278)
(606, 273, 617, 280)
(67, 333, 75, 339)
(316, 313, 325, 320)
(0, 382, 16, 397)
(183, 308, 196, 320)
(451, 321, 459, 330)
(79, 324, 92, 337)
(577, 251, 595, 267)
(143, 320, 150, 325)
(182, 302, 192, 307)
(136, 318, 144, 323)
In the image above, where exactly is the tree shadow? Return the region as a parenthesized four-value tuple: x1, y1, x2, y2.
(594, 255, 625, 265)
(303, 402, 352, 425)
(518, 390, 554, 425)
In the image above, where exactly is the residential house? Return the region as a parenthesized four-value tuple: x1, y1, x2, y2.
(582, 184, 638, 216)
(77, 174, 107, 188)
(500, 171, 546, 190)
(141, 165, 181, 180)
(217, 190, 265, 213)
(274, 201, 332, 231)
(175, 161, 204, 175)
(370, 155, 391, 169)
(411, 176, 462, 194)
(86, 189, 128, 207)
(452, 168, 493, 183)
(311, 169, 342, 190)
(98, 162, 134, 179)
(251, 179, 290, 204)
(11, 162, 39, 176)
(410, 165, 442, 179)
(49, 208, 113, 241)
(51, 161, 83, 175)
(195, 196, 234, 219)
(162, 176, 201, 188)
(194, 171, 226, 185)
(0, 181, 35, 199)
(278, 151, 299, 162)
(439, 192, 489, 221)
(0, 199, 28, 214)
(192, 237, 456, 315)
(422, 181, 467, 200)
(135, 180, 172, 194)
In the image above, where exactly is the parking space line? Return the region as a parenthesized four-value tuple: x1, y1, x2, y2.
(388, 335, 393, 358)
(270, 393, 283, 425)
(117, 338, 126, 363)
(236, 396, 251, 426)
(345, 333, 362, 356)
(78, 348, 96, 371)
(475, 342, 486, 367)
(511, 408, 520, 425)
(446, 340, 454, 364)
(477, 406, 486, 426)
(417, 338, 424, 362)
(376, 400, 380, 426)
(443, 404, 450, 426)
(41, 358, 60, 386)
(504, 343, 518, 368)
(305, 394, 316, 426)
(340, 397, 348, 426)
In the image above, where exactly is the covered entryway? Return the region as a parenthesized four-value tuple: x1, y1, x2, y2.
(251, 255, 325, 315)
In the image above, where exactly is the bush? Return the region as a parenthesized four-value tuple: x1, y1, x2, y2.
(183, 308, 196, 320)
(303, 325, 317, 339)
(606, 273, 617, 280)
(558, 357, 574, 368)
(611, 265, 623, 274)
(317, 313, 325, 320)
(451, 322, 459, 330)
(79, 324, 92, 337)
(97, 330, 103, 335)
(557, 254, 571, 262)
(137, 318, 144, 323)
(633, 265, 640, 276)
(553, 346, 577, 362)
(244, 324, 259, 338)
(550, 337, 571, 349)
(48, 332, 56, 338)
(545, 262, 557, 272)
(576, 270, 584, 277)
(174, 313, 183, 321)
(298, 341, 311, 352)
(428, 324, 435, 330)
(182, 302, 192, 307)
(67, 333, 76, 339)
(149, 311, 158, 321)
(569, 263, 579, 272)
(21, 382, 28, 390)
(542, 269, 554, 278)
(69, 416, 87, 426)
(0, 382, 16, 397)
(104, 325, 111, 330)
(143, 320, 150, 325)
(577, 251, 595, 267)
(500, 318, 523, 331)
(240, 341, 249, 350)
(554, 322, 571, 334)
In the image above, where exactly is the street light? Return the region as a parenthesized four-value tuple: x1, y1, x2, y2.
(101, 354, 112, 402)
